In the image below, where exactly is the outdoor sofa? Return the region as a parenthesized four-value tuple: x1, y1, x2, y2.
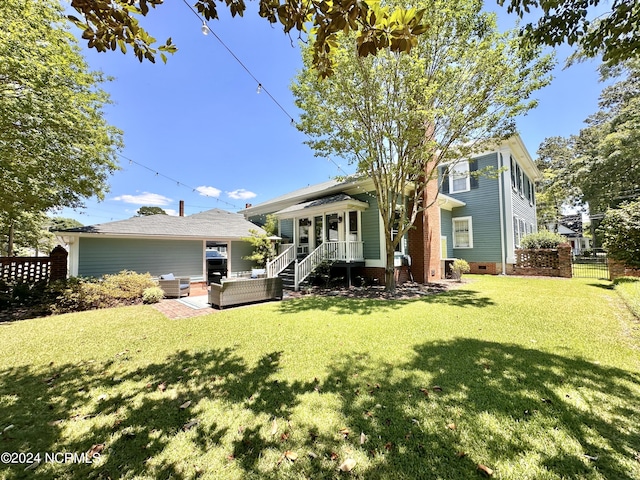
(209, 276, 283, 309)
(157, 274, 191, 298)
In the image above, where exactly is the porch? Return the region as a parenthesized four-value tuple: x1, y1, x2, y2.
(267, 241, 365, 290)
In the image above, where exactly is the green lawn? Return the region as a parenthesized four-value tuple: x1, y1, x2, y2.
(1, 276, 639, 479)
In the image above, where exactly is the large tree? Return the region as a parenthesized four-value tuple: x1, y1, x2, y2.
(136, 206, 168, 216)
(292, 0, 553, 291)
(572, 60, 640, 213)
(498, 0, 640, 67)
(0, 0, 122, 255)
(534, 59, 639, 245)
(534, 136, 582, 228)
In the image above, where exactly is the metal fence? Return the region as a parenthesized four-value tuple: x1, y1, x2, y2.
(571, 252, 609, 279)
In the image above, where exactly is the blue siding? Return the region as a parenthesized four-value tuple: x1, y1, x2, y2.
(78, 238, 204, 280)
(441, 153, 503, 262)
(354, 192, 381, 260)
(440, 209, 453, 258)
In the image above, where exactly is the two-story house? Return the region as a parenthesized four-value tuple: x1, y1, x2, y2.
(439, 134, 541, 275)
(243, 135, 541, 288)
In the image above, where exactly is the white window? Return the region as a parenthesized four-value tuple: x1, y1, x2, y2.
(449, 161, 470, 193)
(453, 217, 473, 248)
(514, 215, 520, 248)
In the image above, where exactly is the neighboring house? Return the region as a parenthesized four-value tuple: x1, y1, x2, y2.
(243, 134, 540, 288)
(438, 134, 542, 275)
(54, 209, 266, 283)
(547, 214, 591, 255)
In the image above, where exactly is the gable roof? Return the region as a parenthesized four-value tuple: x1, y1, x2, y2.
(243, 177, 372, 217)
(274, 193, 370, 218)
(56, 208, 266, 239)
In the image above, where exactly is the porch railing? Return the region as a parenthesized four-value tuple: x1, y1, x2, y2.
(266, 244, 295, 278)
(294, 241, 364, 290)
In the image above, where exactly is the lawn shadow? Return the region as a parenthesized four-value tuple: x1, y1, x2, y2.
(279, 288, 494, 315)
(308, 338, 640, 479)
(0, 348, 313, 479)
(2, 339, 637, 479)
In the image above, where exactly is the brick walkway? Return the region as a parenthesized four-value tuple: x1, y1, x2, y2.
(152, 283, 215, 319)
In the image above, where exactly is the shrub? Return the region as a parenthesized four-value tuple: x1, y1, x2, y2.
(599, 201, 640, 268)
(452, 259, 470, 282)
(100, 271, 157, 300)
(45, 277, 100, 314)
(142, 286, 165, 304)
(45, 271, 156, 314)
(520, 230, 567, 249)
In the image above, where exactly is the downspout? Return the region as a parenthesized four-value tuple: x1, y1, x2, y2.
(497, 152, 507, 275)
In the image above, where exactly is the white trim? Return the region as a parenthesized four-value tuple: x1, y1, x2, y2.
(497, 149, 507, 275)
(69, 239, 79, 277)
(452, 216, 473, 249)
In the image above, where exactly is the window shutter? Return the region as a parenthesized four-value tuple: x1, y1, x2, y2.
(440, 166, 449, 194)
(470, 160, 479, 189)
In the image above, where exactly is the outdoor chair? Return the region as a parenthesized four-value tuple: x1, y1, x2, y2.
(157, 274, 191, 298)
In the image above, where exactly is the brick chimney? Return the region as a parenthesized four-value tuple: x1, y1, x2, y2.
(408, 162, 442, 283)
(179, 200, 184, 217)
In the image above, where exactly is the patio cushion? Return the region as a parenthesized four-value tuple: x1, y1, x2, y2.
(160, 273, 175, 280)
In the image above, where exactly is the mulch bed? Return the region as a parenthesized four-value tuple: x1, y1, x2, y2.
(286, 280, 460, 301)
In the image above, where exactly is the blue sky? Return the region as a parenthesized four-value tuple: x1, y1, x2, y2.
(60, 1, 606, 225)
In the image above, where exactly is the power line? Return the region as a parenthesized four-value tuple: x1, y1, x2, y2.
(117, 152, 239, 209)
(179, 0, 358, 184)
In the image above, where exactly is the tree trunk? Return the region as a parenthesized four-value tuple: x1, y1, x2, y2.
(385, 243, 396, 292)
(7, 222, 14, 256)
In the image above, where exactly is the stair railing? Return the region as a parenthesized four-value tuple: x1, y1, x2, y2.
(266, 244, 295, 278)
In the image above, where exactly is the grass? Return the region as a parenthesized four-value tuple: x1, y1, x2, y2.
(614, 277, 640, 319)
(0, 276, 639, 479)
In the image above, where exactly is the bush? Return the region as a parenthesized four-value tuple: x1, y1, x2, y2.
(142, 286, 164, 304)
(45, 277, 100, 314)
(45, 271, 156, 314)
(452, 259, 470, 282)
(100, 271, 157, 300)
(520, 230, 567, 249)
(599, 201, 640, 268)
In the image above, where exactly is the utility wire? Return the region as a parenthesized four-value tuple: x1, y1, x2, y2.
(117, 152, 239, 209)
(180, 0, 361, 184)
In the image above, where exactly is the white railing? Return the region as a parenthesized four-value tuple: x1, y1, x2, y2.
(294, 241, 364, 290)
(266, 244, 295, 278)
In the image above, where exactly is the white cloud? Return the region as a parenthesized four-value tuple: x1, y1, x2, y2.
(227, 189, 257, 200)
(195, 185, 222, 198)
(112, 192, 172, 206)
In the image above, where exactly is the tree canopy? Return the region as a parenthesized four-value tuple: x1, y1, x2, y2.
(534, 59, 639, 238)
(534, 136, 581, 227)
(136, 206, 168, 216)
(292, 0, 553, 290)
(69, 0, 429, 77)
(498, 0, 640, 66)
(0, 0, 122, 254)
(0, 0, 122, 215)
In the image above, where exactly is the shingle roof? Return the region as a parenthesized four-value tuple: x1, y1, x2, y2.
(57, 208, 266, 239)
(275, 193, 368, 216)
